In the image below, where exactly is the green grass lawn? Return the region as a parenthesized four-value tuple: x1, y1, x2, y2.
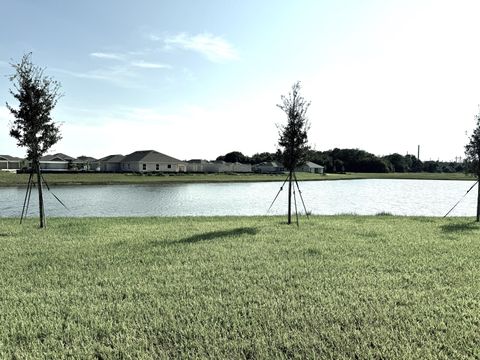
(0, 216, 479, 358)
(0, 170, 474, 186)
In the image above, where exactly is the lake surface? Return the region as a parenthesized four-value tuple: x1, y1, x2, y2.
(0, 179, 477, 218)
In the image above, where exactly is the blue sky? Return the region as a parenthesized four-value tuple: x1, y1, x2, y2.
(1, 0, 480, 161)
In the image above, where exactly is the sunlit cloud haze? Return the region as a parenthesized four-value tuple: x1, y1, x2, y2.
(90, 52, 124, 61)
(1, 0, 480, 161)
(162, 32, 239, 63)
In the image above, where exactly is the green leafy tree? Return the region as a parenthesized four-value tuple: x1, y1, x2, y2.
(7, 53, 62, 228)
(405, 154, 423, 172)
(465, 110, 480, 221)
(216, 151, 249, 163)
(384, 153, 408, 172)
(277, 81, 310, 224)
(251, 152, 277, 164)
(422, 160, 439, 173)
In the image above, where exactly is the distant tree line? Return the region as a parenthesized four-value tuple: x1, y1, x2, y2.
(216, 149, 465, 173)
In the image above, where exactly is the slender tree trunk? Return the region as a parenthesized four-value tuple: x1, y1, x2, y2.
(477, 178, 480, 222)
(35, 159, 46, 228)
(288, 170, 292, 224)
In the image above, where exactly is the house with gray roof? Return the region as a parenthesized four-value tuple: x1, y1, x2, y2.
(187, 159, 209, 172)
(203, 160, 231, 173)
(98, 154, 125, 172)
(41, 153, 75, 162)
(121, 150, 186, 173)
(39, 153, 76, 171)
(253, 161, 285, 174)
(187, 160, 252, 173)
(297, 161, 324, 174)
(76, 156, 100, 171)
(231, 162, 252, 173)
(0, 155, 23, 170)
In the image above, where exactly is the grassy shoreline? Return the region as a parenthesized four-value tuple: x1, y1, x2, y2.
(1, 215, 479, 358)
(0, 170, 474, 186)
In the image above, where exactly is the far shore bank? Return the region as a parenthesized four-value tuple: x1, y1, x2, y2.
(0, 171, 474, 187)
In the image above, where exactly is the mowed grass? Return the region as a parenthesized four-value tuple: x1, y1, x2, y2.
(0, 216, 479, 358)
(0, 170, 474, 187)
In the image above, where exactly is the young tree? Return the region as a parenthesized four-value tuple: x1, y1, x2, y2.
(7, 53, 62, 228)
(465, 109, 480, 222)
(277, 81, 310, 224)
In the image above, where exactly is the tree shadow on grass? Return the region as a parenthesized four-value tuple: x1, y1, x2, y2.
(172, 227, 258, 245)
(440, 221, 479, 234)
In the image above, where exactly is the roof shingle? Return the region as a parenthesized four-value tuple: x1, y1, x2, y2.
(122, 150, 181, 163)
(41, 153, 75, 161)
(98, 154, 125, 163)
(0, 155, 23, 161)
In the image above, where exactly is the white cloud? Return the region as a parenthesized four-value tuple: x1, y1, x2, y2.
(131, 61, 171, 69)
(163, 32, 239, 62)
(90, 52, 124, 60)
(51, 66, 142, 88)
(148, 34, 161, 41)
(53, 55, 173, 88)
(88, 51, 172, 73)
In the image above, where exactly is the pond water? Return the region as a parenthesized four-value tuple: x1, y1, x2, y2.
(0, 179, 477, 218)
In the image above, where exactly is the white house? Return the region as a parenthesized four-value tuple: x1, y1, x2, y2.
(297, 161, 324, 174)
(98, 154, 125, 172)
(187, 159, 210, 172)
(231, 162, 252, 173)
(0, 155, 23, 170)
(76, 156, 100, 171)
(253, 161, 285, 174)
(203, 160, 231, 173)
(121, 150, 186, 173)
(39, 153, 76, 171)
(187, 160, 252, 173)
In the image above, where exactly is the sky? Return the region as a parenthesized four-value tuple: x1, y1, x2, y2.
(1, 0, 480, 161)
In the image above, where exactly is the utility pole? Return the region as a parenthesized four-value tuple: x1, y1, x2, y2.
(417, 145, 420, 160)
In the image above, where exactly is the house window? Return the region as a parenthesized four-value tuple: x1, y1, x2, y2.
(156, 164, 159, 171)
(142, 164, 146, 171)
(167, 164, 172, 169)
